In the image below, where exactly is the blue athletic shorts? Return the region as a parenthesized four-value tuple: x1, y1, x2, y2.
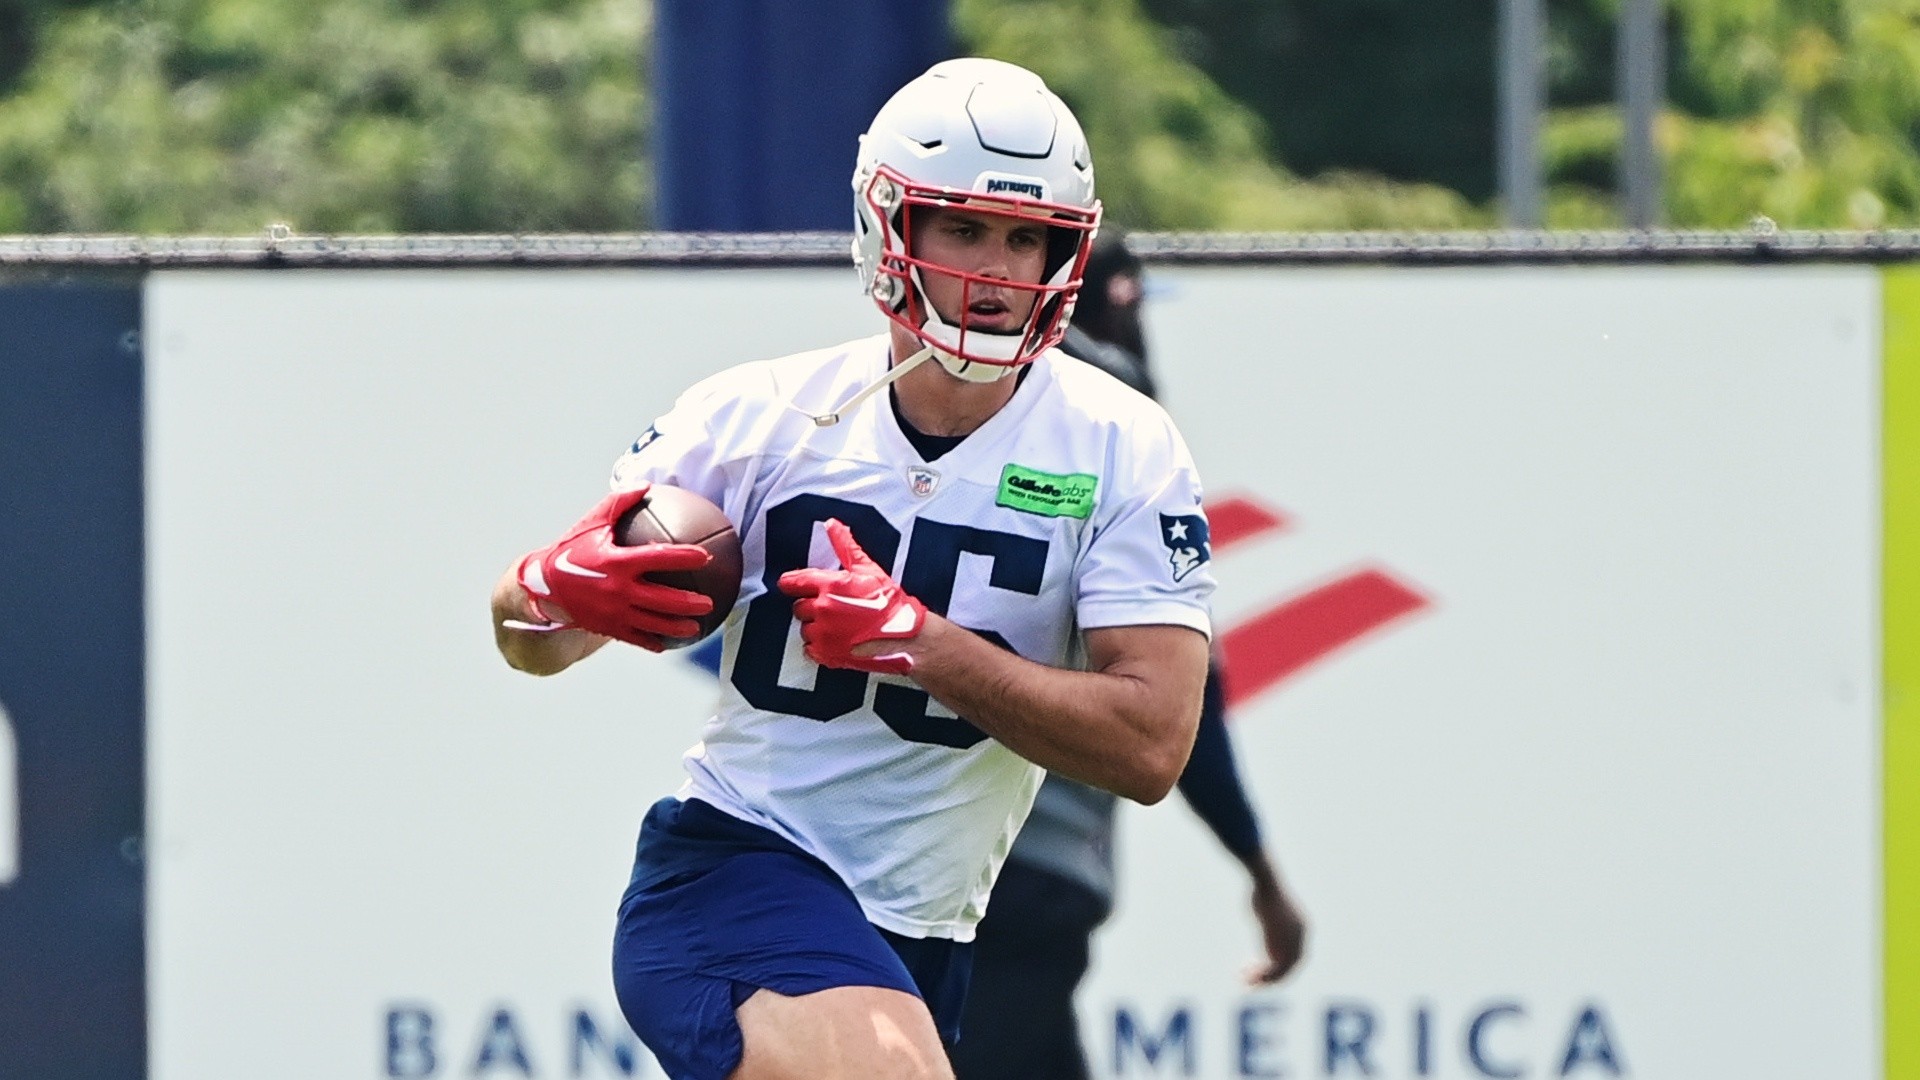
(612, 797, 974, 1080)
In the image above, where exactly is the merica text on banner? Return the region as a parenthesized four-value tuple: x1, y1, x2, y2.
(1109, 997, 1626, 1078)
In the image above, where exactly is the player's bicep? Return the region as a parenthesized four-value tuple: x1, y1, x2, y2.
(1083, 623, 1210, 726)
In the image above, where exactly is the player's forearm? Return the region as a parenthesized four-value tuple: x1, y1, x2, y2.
(490, 567, 608, 676)
(903, 617, 1204, 804)
(1239, 846, 1280, 890)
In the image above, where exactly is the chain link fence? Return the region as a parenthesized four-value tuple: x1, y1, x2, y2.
(6, 224, 1920, 269)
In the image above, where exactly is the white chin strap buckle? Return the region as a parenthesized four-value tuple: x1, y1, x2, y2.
(801, 346, 937, 427)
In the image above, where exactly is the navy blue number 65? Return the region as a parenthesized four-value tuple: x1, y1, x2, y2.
(730, 494, 1048, 748)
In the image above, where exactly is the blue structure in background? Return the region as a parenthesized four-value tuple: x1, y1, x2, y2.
(0, 284, 147, 1079)
(653, 0, 951, 230)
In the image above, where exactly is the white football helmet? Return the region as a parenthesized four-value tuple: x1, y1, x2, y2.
(853, 58, 1102, 382)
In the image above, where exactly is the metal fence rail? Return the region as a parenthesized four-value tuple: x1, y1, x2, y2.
(5, 224, 1920, 268)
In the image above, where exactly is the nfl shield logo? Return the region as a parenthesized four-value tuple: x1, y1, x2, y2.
(907, 466, 940, 497)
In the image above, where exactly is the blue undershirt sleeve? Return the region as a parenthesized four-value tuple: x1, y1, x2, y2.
(1175, 660, 1266, 861)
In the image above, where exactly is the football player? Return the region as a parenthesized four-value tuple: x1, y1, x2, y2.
(491, 58, 1215, 1080)
(953, 234, 1308, 1080)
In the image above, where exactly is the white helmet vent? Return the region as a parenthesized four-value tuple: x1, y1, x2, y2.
(966, 84, 1058, 158)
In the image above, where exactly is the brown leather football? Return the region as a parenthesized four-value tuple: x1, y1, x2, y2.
(613, 485, 743, 648)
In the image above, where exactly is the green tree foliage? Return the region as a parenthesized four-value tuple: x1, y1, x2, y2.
(1559, 0, 1920, 227)
(0, 1, 100, 89)
(1139, 0, 1920, 227)
(953, 0, 1485, 229)
(1139, 0, 1505, 201)
(0, 0, 1479, 233)
(4, 0, 1918, 232)
(0, 0, 647, 233)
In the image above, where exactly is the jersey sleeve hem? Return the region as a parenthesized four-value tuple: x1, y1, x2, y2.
(1076, 601, 1212, 639)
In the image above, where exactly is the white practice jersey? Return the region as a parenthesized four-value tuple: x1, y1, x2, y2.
(610, 335, 1215, 940)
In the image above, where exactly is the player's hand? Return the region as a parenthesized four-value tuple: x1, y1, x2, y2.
(777, 518, 927, 675)
(1245, 859, 1307, 985)
(506, 484, 715, 653)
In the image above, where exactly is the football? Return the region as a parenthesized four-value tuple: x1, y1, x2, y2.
(613, 485, 744, 648)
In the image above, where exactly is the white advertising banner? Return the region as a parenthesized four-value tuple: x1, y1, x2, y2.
(144, 265, 1881, 1080)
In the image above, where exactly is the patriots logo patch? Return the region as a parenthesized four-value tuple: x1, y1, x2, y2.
(1159, 512, 1211, 581)
(610, 424, 664, 487)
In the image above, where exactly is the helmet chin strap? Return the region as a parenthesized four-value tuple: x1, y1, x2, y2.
(799, 346, 937, 427)
(797, 273, 1032, 426)
(794, 330, 1021, 428)
(930, 346, 1021, 384)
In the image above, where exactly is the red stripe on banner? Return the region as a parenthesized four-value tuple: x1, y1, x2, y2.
(1220, 568, 1429, 708)
(1207, 496, 1289, 553)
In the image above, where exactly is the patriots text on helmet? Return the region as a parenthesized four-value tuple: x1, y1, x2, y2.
(982, 176, 1048, 201)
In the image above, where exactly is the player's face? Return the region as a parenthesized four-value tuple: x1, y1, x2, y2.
(911, 206, 1050, 334)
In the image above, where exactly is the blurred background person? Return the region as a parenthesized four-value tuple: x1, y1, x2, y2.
(951, 234, 1307, 1080)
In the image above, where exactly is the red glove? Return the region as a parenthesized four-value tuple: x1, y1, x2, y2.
(777, 518, 927, 675)
(505, 484, 714, 653)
